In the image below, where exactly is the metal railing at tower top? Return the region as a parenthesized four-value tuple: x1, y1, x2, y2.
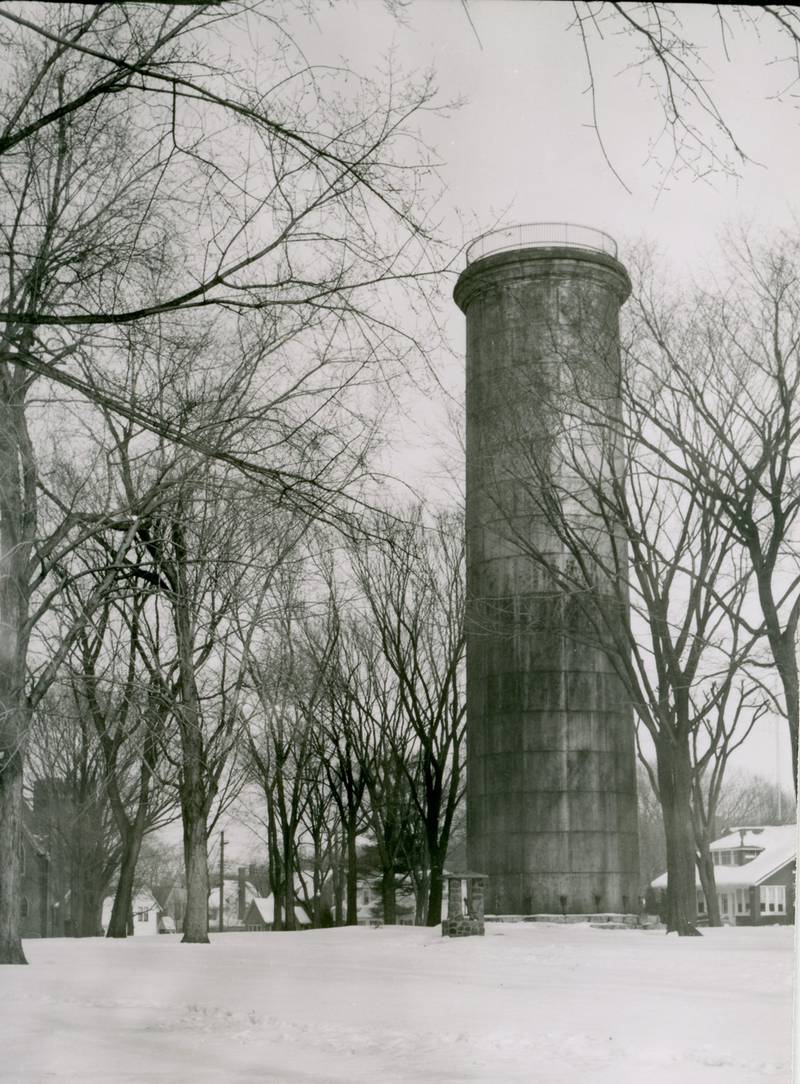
(465, 222, 618, 265)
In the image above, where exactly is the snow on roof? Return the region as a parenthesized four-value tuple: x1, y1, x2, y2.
(207, 879, 258, 908)
(151, 882, 184, 911)
(711, 825, 791, 851)
(651, 824, 797, 890)
(249, 896, 274, 924)
(247, 896, 311, 926)
(132, 889, 161, 912)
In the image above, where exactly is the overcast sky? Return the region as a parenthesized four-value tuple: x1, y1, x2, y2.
(296, 2, 800, 262)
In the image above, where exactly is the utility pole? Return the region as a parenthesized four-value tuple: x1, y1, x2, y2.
(219, 831, 225, 933)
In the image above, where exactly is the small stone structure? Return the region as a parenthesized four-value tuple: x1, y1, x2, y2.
(442, 872, 486, 937)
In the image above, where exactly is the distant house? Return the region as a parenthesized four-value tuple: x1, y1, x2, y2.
(244, 895, 311, 931)
(355, 878, 417, 926)
(151, 881, 186, 933)
(131, 889, 163, 935)
(208, 875, 259, 929)
(101, 887, 176, 935)
(651, 825, 796, 925)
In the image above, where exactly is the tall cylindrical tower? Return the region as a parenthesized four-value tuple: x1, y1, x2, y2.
(455, 223, 639, 916)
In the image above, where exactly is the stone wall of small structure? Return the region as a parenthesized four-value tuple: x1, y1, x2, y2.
(442, 875, 485, 937)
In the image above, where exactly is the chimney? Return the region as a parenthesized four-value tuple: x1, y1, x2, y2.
(238, 867, 246, 921)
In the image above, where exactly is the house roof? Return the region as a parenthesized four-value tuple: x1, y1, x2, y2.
(651, 824, 797, 890)
(151, 881, 185, 911)
(246, 895, 310, 926)
(132, 889, 161, 912)
(248, 897, 274, 924)
(207, 878, 258, 908)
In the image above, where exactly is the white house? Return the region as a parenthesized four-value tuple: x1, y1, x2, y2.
(207, 877, 260, 929)
(354, 878, 419, 926)
(102, 888, 171, 936)
(651, 824, 796, 925)
(244, 895, 312, 931)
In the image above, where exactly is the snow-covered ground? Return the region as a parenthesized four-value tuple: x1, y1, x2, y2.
(2, 923, 794, 1083)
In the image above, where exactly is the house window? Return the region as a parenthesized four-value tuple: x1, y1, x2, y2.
(760, 886, 786, 914)
(720, 851, 733, 866)
(734, 889, 750, 915)
(137, 910, 148, 922)
(718, 894, 729, 914)
(697, 894, 706, 914)
(21, 897, 29, 918)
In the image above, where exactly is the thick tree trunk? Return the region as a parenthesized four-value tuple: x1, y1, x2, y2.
(425, 855, 444, 927)
(414, 887, 427, 926)
(696, 848, 721, 926)
(172, 519, 214, 945)
(74, 880, 104, 938)
(332, 841, 344, 926)
(380, 867, 397, 924)
(107, 825, 145, 938)
(657, 736, 701, 936)
(282, 835, 295, 931)
(773, 632, 799, 794)
(273, 883, 285, 931)
(751, 564, 799, 794)
(312, 855, 323, 928)
(265, 796, 284, 930)
(181, 809, 209, 943)
(0, 385, 32, 965)
(0, 748, 27, 963)
(345, 817, 358, 926)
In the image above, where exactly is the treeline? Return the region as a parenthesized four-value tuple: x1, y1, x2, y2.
(0, 3, 449, 963)
(26, 506, 465, 937)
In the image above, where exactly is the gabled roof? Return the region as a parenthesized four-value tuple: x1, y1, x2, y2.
(651, 824, 797, 890)
(132, 888, 161, 913)
(248, 897, 273, 924)
(151, 881, 185, 912)
(246, 895, 310, 926)
(207, 878, 258, 909)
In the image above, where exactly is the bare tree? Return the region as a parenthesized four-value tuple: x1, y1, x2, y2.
(0, 3, 450, 963)
(308, 602, 419, 926)
(246, 607, 317, 933)
(58, 584, 180, 939)
(568, 4, 800, 189)
(690, 682, 769, 925)
(307, 655, 370, 927)
(628, 233, 800, 790)
(715, 767, 797, 829)
(25, 685, 122, 938)
(352, 507, 466, 926)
